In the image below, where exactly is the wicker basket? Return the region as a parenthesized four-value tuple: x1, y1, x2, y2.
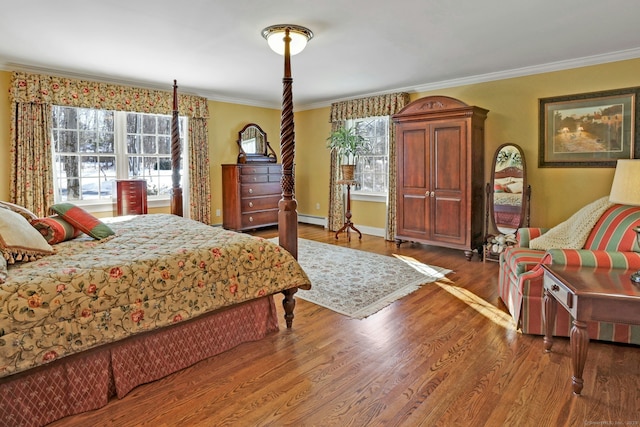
(341, 164, 355, 181)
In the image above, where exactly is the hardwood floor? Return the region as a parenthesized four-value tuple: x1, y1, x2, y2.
(51, 224, 640, 427)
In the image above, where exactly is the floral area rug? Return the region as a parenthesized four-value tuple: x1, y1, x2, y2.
(270, 238, 452, 319)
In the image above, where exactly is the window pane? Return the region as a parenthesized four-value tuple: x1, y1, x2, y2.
(127, 113, 141, 133)
(55, 155, 79, 178)
(158, 136, 170, 154)
(79, 131, 97, 152)
(98, 110, 114, 133)
(143, 135, 156, 154)
(127, 135, 141, 154)
(77, 108, 95, 130)
(98, 132, 115, 153)
(99, 156, 116, 179)
(65, 178, 81, 200)
(57, 130, 78, 152)
(143, 115, 156, 134)
(158, 116, 170, 134)
(128, 156, 144, 177)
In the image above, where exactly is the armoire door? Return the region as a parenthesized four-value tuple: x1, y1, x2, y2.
(396, 122, 430, 241)
(431, 119, 467, 246)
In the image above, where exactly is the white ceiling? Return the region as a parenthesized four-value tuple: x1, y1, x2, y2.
(2, 0, 640, 110)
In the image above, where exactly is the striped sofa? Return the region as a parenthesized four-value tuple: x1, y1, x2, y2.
(498, 204, 640, 344)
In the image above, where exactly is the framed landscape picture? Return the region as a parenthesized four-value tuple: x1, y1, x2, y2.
(539, 87, 640, 167)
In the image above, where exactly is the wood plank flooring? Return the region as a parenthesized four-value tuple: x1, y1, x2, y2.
(51, 224, 640, 426)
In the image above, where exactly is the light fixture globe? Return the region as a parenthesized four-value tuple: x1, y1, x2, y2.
(262, 24, 313, 56)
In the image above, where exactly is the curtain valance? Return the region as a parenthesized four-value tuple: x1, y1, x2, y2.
(329, 92, 409, 122)
(10, 71, 209, 119)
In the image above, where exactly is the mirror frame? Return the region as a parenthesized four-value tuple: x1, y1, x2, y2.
(236, 123, 278, 163)
(488, 143, 530, 235)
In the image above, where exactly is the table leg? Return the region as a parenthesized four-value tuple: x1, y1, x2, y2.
(570, 319, 589, 395)
(335, 183, 362, 241)
(543, 288, 557, 352)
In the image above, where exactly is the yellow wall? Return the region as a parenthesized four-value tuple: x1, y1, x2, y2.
(207, 101, 280, 223)
(2, 58, 640, 230)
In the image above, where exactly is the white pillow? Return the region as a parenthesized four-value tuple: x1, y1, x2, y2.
(0, 208, 53, 264)
(506, 181, 523, 194)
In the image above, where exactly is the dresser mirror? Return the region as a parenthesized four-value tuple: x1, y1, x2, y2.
(484, 143, 531, 262)
(237, 123, 278, 163)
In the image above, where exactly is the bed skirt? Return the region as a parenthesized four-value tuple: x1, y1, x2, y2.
(0, 295, 279, 427)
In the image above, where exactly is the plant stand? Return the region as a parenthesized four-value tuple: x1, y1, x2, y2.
(335, 179, 362, 241)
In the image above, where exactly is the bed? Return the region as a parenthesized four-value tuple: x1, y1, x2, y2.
(0, 212, 310, 426)
(0, 84, 310, 427)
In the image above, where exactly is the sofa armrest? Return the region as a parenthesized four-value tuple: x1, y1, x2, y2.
(542, 249, 640, 269)
(517, 228, 549, 248)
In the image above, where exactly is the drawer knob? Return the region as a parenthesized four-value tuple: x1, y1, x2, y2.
(248, 202, 254, 208)
(248, 188, 253, 194)
(249, 216, 254, 222)
(551, 284, 560, 292)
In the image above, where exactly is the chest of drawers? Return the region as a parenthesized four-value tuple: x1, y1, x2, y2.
(115, 179, 148, 216)
(221, 164, 282, 231)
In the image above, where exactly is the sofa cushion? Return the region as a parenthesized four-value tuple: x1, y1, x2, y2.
(584, 204, 640, 252)
(501, 246, 546, 276)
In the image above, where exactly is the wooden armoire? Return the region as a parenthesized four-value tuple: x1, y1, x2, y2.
(392, 96, 488, 260)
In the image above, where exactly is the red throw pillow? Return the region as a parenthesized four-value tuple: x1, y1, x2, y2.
(30, 215, 81, 244)
(49, 203, 115, 240)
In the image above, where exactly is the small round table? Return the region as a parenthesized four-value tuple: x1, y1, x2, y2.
(335, 179, 362, 241)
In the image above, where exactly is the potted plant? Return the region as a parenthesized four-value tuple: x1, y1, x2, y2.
(326, 124, 367, 180)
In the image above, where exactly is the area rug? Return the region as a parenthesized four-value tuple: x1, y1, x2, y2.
(270, 238, 452, 319)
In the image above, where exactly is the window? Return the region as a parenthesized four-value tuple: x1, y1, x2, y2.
(348, 116, 389, 200)
(51, 106, 187, 206)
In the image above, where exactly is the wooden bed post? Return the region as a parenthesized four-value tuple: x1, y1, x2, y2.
(278, 29, 299, 328)
(171, 80, 183, 217)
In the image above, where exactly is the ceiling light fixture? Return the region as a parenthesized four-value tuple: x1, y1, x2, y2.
(261, 24, 313, 56)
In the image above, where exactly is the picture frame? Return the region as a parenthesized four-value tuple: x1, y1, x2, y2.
(539, 87, 640, 167)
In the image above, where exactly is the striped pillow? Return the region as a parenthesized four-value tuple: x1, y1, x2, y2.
(49, 203, 114, 240)
(30, 215, 81, 244)
(584, 204, 640, 252)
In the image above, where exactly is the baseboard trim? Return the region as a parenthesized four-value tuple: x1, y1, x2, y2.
(213, 215, 386, 238)
(298, 214, 386, 238)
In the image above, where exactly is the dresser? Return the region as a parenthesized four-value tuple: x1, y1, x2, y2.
(392, 96, 488, 260)
(222, 164, 282, 231)
(115, 179, 148, 216)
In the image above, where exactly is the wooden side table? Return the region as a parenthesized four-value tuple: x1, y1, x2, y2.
(335, 179, 362, 241)
(542, 264, 640, 395)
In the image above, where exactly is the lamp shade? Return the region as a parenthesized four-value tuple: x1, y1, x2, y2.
(262, 24, 313, 56)
(609, 159, 640, 205)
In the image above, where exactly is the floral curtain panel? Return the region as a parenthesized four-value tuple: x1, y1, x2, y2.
(9, 72, 211, 222)
(328, 92, 409, 240)
(9, 102, 53, 217)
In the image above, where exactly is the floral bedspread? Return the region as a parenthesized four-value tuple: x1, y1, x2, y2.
(0, 214, 310, 379)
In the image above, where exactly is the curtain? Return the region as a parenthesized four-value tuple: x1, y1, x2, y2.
(9, 102, 54, 217)
(188, 118, 211, 223)
(9, 72, 211, 221)
(327, 92, 410, 240)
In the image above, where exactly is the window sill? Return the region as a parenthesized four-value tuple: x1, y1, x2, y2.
(66, 198, 170, 214)
(351, 192, 387, 203)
